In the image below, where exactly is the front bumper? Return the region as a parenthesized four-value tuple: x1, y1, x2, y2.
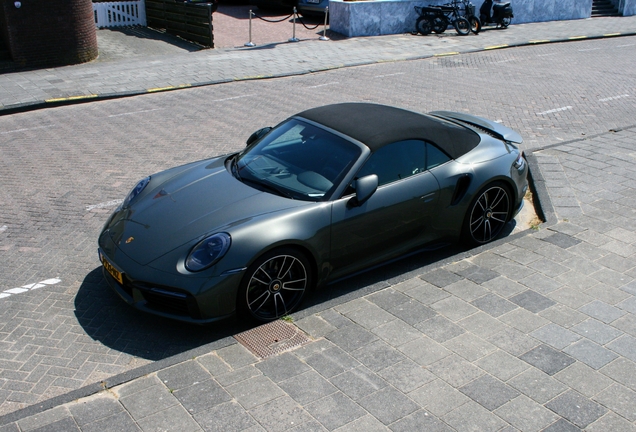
(98, 247, 243, 324)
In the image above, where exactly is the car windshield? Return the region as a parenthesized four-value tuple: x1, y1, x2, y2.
(234, 119, 362, 201)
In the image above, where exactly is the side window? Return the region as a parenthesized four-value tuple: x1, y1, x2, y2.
(356, 140, 426, 186)
(426, 143, 451, 169)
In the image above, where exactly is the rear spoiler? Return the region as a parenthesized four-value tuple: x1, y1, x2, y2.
(430, 111, 523, 144)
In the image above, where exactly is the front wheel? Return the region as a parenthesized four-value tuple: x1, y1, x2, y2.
(454, 17, 471, 36)
(469, 15, 481, 34)
(416, 16, 433, 35)
(462, 182, 511, 246)
(238, 248, 312, 322)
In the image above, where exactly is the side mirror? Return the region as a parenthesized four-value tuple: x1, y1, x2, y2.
(350, 174, 378, 207)
(246, 127, 272, 146)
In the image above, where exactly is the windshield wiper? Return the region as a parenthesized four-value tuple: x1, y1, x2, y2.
(231, 155, 242, 181)
(241, 178, 294, 199)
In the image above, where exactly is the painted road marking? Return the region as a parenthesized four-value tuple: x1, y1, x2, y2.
(617, 44, 636, 47)
(484, 45, 509, 50)
(147, 84, 191, 93)
(1, 125, 55, 135)
(1, 278, 62, 300)
(86, 199, 123, 211)
(212, 95, 254, 102)
(434, 52, 459, 57)
(307, 82, 339, 89)
(374, 73, 405, 78)
(237, 75, 274, 80)
(46, 95, 97, 103)
(568, 36, 587, 40)
(109, 108, 163, 118)
(599, 94, 630, 102)
(537, 106, 573, 115)
(578, 48, 602, 52)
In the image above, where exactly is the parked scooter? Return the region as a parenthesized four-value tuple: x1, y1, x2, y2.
(479, 0, 513, 28)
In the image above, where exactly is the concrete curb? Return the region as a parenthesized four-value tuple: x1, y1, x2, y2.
(0, 337, 237, 426)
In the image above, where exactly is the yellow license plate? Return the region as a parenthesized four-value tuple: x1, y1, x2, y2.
(102, 255, 123, 284)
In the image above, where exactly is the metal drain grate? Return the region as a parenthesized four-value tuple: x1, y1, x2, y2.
(234, 320, 311, 359)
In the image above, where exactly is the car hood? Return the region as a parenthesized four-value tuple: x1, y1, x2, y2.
(106, 157, 304, 265)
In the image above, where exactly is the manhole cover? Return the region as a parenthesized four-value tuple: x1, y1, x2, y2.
(234, 320, 311, 359)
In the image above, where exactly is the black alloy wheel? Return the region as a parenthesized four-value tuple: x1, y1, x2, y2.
(464, 182, 511, 245)
(240, 248, 311, 322)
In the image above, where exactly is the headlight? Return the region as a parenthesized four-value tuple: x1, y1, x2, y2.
(513, 154, 526, 170)
(122, 176, 150, 208)
(185, 233, 231, 272)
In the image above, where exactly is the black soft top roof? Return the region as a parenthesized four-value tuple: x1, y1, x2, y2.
(296, 103, 480, 159)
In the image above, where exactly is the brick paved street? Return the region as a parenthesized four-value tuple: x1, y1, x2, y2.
(1, 18, 636, 431)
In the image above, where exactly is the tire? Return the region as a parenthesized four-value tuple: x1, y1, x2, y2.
(238, 248, 312, 322)
(469, 15, 481, 34)
(432, 16, 447, 34)
(501, 16, 511, 28)
(454, 17, 471, 36)
(416, 16, 433, 35)
(462, 182, 512, 246)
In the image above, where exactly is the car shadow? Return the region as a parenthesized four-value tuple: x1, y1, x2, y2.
(298, 218, 521, 316)
(75, 220, 519, 361)
(73, 268, 250, 361)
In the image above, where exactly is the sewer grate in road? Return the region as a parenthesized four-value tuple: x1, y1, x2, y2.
(234, 320, 311, 359)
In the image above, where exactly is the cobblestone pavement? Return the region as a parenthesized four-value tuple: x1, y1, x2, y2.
(0, 15, 635, 113)
(1, 16, 636, 432)
(90, 4, 332, 63)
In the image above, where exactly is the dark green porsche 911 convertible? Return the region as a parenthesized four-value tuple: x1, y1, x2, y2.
(98, 103, 528, 323)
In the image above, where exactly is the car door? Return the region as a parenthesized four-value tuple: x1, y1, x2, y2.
(328, 140, 443, 279)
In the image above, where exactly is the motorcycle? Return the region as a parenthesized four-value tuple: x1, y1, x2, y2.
(414, 1, 472, 36)
(479, 0, 513, 28)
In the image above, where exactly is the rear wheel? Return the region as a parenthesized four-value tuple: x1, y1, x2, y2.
(500, 16, 511, 28)
(238, 248, 312, 322)
(416, 16, 433, 35)
(469, 16, 481, 34)
(454, 17, 471, 35)
(463, 182, 511, 246)
(432, 16, 447, 33)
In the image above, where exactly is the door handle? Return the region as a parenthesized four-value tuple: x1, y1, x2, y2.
(420, 192, 436, 202)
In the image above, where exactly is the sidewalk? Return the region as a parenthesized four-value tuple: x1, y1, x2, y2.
(0, 15, 635, 114)
(1, 15, 636, 432)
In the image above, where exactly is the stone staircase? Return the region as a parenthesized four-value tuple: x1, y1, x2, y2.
(592, 0, 621, 17)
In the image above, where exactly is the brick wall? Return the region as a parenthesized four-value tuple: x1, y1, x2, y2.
(2, 0, 98, 67)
